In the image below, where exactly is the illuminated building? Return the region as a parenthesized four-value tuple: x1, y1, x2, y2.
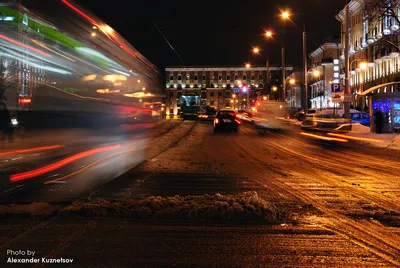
(308, 40, 341, 110)
(165, 65, 293, 115)
(336, 0, 400, 132)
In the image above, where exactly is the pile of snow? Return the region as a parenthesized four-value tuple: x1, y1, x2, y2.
(350, 123, 370, 134)
(0, 202, 59, 218)
(388, 135, 400, 149)
(62, 192, 280, 224)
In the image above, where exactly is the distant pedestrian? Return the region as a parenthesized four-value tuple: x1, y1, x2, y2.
(374, 109, 383, 134)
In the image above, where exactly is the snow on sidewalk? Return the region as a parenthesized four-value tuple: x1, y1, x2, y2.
(347, 123, 399, 149)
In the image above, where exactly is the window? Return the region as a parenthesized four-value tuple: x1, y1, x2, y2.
(251, 75, 254, 80)
(169, 75, 174, 81)
(178, 75, 182, 80)
(218, 75, 222, 80)
(235, 74, 238, 80)
(186, 74, 190, 80)
(202, 75, 206, 80)
(243, 75, 247, 80)
(226, 75, 230, 80)
(210, 92, 214, 97)
(194, 75, 198, 80)
(218, 92, 222, 97)
(259, 74, 262, 80)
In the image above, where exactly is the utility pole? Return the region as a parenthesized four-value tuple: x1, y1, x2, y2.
(344, 3, 351, 119)
(303, 28, 308, 112)
(282, 47, 286, 102)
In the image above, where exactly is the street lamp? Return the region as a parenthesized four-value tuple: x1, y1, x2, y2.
(252, 47, 260, 54)
(265, 31, 272, 38)
(245, 63, 251, 68)
(281, 11, 290, 20)
(142, 87, 146, 91)
(272, 86, 278, 91)
(289, 79, 295, 85)
(91, 32, 96, 37)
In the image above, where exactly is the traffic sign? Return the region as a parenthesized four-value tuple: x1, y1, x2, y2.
(331, 83, 340, 92)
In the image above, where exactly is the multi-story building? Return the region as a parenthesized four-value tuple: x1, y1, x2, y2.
(286, 70, 302, 108)
(165, 65, 293, 116)
(308, 40, 341, 110)
(336, 0, 400, 132)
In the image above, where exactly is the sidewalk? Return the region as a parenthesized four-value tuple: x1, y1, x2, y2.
(339, 123, 400, 150)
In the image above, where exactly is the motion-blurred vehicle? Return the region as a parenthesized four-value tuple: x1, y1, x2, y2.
(236, 110, 254, 123)
(198, 106, 217, 121)
(251, 101, 289, 130)
(301, 109, 354, 131)
(213, 109, 241, 133)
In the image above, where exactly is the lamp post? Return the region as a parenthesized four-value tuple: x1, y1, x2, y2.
(265, 31, 273, 86)
(280, 11, 290, 103)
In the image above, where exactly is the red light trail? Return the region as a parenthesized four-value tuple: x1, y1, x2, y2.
(10, 144, 120, 182)
(61, 0, 136, 58)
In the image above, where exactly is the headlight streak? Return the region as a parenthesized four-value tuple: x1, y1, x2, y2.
(300, 132, 349, 143)
(0, 33, 52, 58)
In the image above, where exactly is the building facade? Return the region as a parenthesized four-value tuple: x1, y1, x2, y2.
(336, 0, 400, 132)
(286, 70, 302, 108)
(308, 41, 341, 110)
(165, 66, 293, 116)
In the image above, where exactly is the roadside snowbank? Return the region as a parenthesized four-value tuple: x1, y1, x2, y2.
(0, 202, 59, 218)
(388, 135, 400, 149)
(350, 123, 370, 134)
(62, 191, 280, 223)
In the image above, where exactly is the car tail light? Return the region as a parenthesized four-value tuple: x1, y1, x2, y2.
(215, 118, 219, 124)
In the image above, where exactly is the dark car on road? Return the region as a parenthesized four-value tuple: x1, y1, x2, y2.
(213, 109, 241, 133)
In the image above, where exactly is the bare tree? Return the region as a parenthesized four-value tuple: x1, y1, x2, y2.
(365, 0, 400, 25)
(364, 0, 400, 50)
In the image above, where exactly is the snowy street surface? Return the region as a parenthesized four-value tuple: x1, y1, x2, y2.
(1, 121, 400, 267)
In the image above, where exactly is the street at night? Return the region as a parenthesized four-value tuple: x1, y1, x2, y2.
(1, 0, 400, 267)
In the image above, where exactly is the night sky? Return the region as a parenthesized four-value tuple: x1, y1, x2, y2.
(76, 0, 347, 71)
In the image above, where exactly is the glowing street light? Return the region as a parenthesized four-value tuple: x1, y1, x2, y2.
(137, 80, 141, 83)
(289, 79, 295, 85)
(253, 47, 260, 54)
(263, 96, 267, 100)
(142, 87, 146, 91)
(281, 11, 290, 20)
(232, 94, 236, 98)
(91, 32, 96, 37)
(245, 63, 251, 68)
(313, 70, 320, 77)
(359, 61, 367, 70)
(272, 86, 278, 91)
(265, 31, 272, 38)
